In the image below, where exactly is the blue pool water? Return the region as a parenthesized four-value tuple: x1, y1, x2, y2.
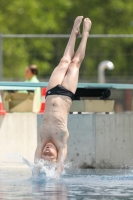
(1, 164, 133, 200)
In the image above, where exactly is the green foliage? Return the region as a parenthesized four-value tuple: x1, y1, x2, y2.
(1, 0, 72, 79)
(1, 0, 133, 81)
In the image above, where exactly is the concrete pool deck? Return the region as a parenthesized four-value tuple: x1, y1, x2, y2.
(0, 113, 133, 169)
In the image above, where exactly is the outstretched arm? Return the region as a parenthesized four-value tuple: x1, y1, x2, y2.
(34, 145, 43, 162)
(56, 144, 67, 174)
(34, 134, 47, 163)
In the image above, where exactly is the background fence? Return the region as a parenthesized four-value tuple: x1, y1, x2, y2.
(1, 34, 133, 83)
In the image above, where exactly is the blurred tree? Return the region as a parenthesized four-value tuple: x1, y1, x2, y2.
(64, 0, 133, 82)
(0, 0, 72, 79)
(1, 0, 133, 82)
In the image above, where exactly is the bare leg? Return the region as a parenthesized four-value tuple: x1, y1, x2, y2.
(62, 18, 92, 93)
(47, 16, 83, 90)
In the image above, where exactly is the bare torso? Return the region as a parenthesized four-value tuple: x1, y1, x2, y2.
(39, 95, 72, 151)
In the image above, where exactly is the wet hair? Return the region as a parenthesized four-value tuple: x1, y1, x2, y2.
(28, 65, 38, 75)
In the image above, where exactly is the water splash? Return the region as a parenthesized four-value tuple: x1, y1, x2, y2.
(32, 159, 58, 179)
(21, 156, 72, 180)
(0, 153, 72, 181)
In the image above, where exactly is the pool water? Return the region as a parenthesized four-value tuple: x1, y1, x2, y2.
(1, 165, 133, 200)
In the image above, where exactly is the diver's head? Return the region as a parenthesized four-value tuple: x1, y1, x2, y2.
(41, 142, 58, 162)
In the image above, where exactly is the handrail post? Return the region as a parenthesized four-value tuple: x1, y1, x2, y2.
(98, 61, 114, 83)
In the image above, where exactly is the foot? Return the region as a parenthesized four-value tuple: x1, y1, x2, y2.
(73, 16, 83, 36)
(82, 18, 92, 34)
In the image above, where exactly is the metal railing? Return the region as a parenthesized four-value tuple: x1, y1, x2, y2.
(1, 34, 133, 38)
(0, 81, 133, 90)
(1, 34, 133, 81)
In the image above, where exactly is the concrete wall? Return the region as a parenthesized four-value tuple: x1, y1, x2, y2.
(37, 113, 133, 168)
(1, 113, 133, 168)
(0, 113, 37, 163)
(95, 113, 133, 168)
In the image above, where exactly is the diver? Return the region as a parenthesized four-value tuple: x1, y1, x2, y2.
(34, 16, 92, 174)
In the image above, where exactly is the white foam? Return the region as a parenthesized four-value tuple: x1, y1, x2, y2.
(0, 153, 73, 180)
(32, 159, 72, 180)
